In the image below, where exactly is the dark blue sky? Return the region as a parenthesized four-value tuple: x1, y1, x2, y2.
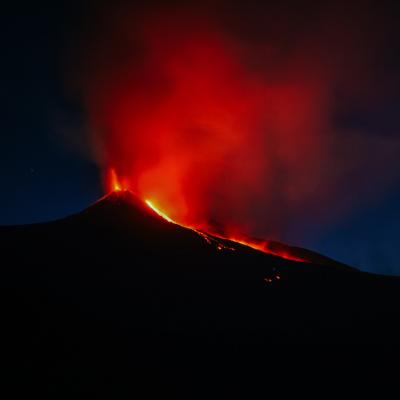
(0, 3, 102, 224)
(1, 1, 399, 274)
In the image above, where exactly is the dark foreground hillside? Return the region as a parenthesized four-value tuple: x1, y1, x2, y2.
(1, 191, 399, 396)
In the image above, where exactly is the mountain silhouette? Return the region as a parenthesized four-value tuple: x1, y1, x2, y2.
(1, 191, 399, 396)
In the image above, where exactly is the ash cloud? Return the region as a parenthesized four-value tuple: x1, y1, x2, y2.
(74, 1, 400, 243)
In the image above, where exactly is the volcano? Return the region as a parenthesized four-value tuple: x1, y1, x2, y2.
(1, 191, 400, 395)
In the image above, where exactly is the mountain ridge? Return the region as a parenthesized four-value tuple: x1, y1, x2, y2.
(0, 190, 400, 395)
(53, 190, 358, 270)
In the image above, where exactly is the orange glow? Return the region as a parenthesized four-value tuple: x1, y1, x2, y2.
(107, 168, 131, 192)
(145, 200, 175, 223)
(109, 168, 122, 192)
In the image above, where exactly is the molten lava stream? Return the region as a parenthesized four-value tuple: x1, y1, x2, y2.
(144, 199, 304, 262)
(145, 200, 175, 224)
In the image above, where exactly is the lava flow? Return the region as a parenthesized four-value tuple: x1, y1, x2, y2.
(146, 197, 305, 262)
(145, 200, 174, 224)
(145, 199, 235, 252)
(124, 188, 304, 262)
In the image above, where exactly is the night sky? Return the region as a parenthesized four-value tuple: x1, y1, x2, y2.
(1, 1, 399, 274)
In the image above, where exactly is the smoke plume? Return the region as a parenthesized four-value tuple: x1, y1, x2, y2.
(75, 1, 400, 242)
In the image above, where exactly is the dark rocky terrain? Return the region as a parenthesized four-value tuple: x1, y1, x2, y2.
(1, 191, 399, 396)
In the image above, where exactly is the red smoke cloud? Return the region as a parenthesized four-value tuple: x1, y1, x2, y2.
(77, 3, 400, 242)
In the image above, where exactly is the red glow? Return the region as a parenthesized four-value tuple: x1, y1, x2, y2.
(94, 14, 319, 263)
(79, 1, 399, 268)
(94, 20, 311, 232)
(82, 8, 391, 264)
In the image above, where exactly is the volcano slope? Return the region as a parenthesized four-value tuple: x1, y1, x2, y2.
(0, 191, 399, 395)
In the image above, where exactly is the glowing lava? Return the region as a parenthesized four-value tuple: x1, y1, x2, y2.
(144, 196, 304, 262)
(145, 199, 232, 250)
(145, 200, 175, 224)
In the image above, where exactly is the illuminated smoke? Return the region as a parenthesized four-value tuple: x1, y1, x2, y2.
(76, 2, 400, 244)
